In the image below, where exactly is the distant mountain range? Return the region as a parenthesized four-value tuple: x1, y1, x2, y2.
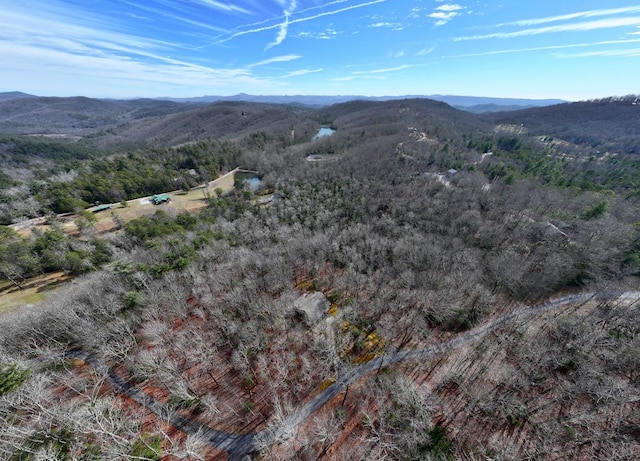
(159, 93, 566, 112)
(0, 91, 39, 101)
(2, 92, 638, 154)
(0, 91, 565, 112)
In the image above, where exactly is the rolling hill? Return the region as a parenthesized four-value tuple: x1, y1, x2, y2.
(0, 91, 37, 101)
(84, 101, 316, 149)
(0, 96, 197, 136)
(0, 92, 639, 460)
(483, 95, 640, 154)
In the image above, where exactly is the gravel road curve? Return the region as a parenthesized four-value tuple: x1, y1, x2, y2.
(67, 291, 640, 459)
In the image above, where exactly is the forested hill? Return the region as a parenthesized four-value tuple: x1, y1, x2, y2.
(318, 98, 488, 134)
(483, 95, 640, 154)
(0, 96, 196, 136)
(0, 92, 37, 101)
(2, 94, 638, 155)
(2, 95, 640, 222)
(85, 101, 317, 149)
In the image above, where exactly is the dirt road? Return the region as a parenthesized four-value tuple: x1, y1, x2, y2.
(69, 291, 640, 459)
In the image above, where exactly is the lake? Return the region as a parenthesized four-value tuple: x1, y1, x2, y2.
(313, 126, 335, 139)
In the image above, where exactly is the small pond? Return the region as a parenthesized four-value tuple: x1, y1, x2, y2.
(235, 171, 263, 191)
(313, 126, 336, 140)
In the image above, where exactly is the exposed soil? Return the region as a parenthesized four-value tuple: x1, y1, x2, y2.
(67, 292, 640, 460)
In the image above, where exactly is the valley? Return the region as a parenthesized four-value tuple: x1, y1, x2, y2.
(0, 94, 639, 460)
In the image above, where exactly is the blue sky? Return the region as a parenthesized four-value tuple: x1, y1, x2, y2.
(2, 0, 640, 100)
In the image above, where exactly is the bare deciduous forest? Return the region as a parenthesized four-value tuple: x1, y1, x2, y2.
(1, 96, 639, 460)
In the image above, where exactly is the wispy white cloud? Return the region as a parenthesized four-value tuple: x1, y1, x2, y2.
(291, 0, 386, 28)
(266, 16, 289, 49)
(275, 68, 324, 78)
(192, 0, 253, 15)
(455, 17, 640, 41)
(417, 46, 436, 56)
(429, 3, 465, 26)
(331, 63, 411, 82)
(330, 75, 385, 81)
(297, 29, 339, 40)
(331, 75, 356, 81)
(444, 39, 640, 58)
(369, 22, 403, 31)
(170, 16, 229, 34)
(0, 7, 179, 60)
(429, 12, 456, 26)
(266, 0, 297, 50)
(247, 54, 302, 67)
(409, 7, 425, 20)
(0, 2, 294, 97)
(555, 48, 640, 58)
(119, 1, 230, 34)
(437, 4, 464, 13)
(1, 42, 273, 97)
(221, 0, 386, 44)
(218, 0, 350, 39)
(352, 64, 411, 74)
(500, 6, 640, 27)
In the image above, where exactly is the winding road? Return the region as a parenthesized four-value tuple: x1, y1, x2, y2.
(66, 291, 640, 460)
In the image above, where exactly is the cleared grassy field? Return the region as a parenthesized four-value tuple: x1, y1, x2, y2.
(13, 168, 242, 237)
(93, 168, 240, 232)
(1, 169, 244, 313)
(92, 187, 212, 233)
(0, 271, 73, 314)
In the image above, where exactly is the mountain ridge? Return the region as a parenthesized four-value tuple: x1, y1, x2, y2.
(0, 91, 565, 112)
(157, 93, 566, 111)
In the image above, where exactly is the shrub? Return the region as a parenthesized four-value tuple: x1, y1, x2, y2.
(0, 363, 30, 395)
(130, 433, 162, 461)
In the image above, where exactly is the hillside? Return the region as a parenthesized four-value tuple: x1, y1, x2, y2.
(0, 96, 197, 136)
(85, 101, 316, 149)
(0, 96, 639, 461)
(483, 95, 640, 154)
(318, 98, 489, 134)
(0, 92, 37, 101)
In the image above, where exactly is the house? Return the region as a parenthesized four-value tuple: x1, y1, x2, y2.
(294, 292, 330, 326)
(150, 194, 171, 205)
(91, 204, 113, 213)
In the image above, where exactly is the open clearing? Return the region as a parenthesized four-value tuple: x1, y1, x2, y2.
(0, 271, 73, 313)
(2, 168, 257, 314)
(11, 168, 243, 238)
(91, 186, 213, 234)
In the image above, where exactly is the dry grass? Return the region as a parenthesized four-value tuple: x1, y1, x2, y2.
(0, 271, 73, 313)
(12, 169, 241, 237)
(2, 170, 242, 314)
